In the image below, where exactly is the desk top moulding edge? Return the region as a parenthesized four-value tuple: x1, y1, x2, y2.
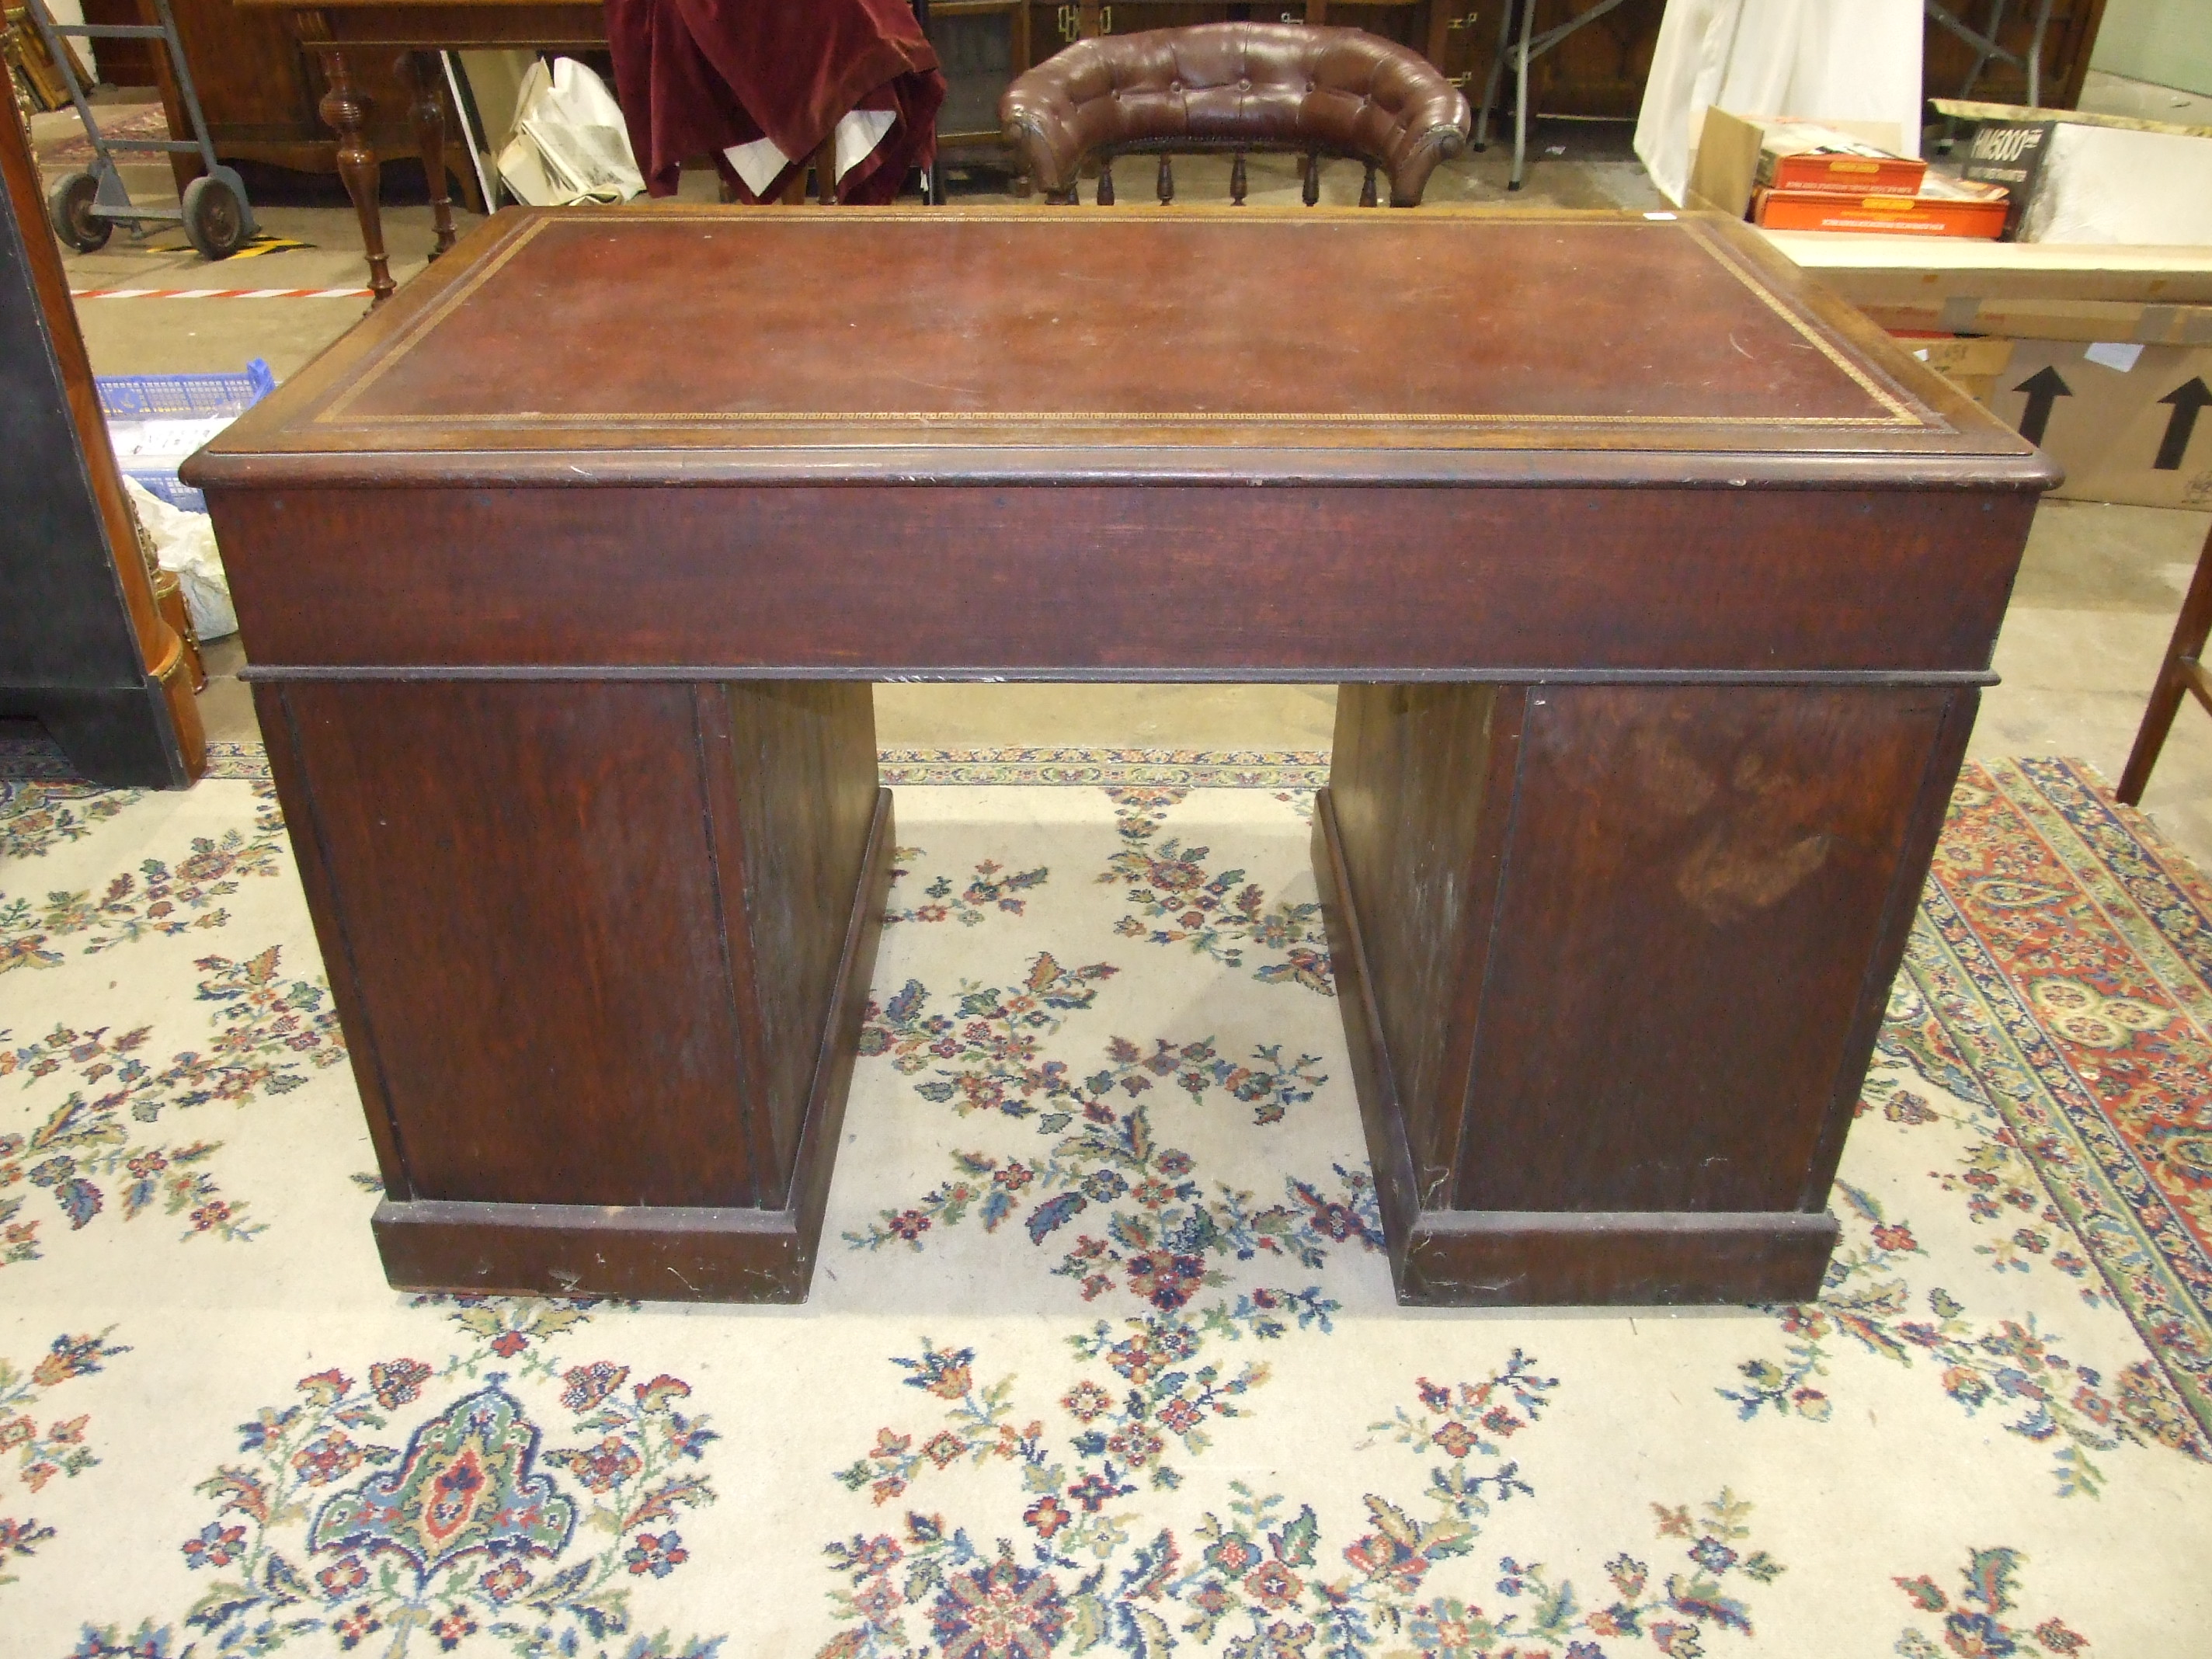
(184, 205, 2061, 494)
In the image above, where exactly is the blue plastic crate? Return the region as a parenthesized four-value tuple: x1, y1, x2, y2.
(96, 357, 276, 421)
(123, 468, 213, 515)
(101, 358, 276, 513)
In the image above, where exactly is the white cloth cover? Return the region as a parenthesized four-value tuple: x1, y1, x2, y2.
(722, 107, 899, 196)
(1634, 0, 1925, 206)
(498, 57, 647, 207)
(123, 476, 236, 642)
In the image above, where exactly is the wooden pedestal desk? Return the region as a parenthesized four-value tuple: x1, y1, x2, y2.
(188, 205, 2056, 1308)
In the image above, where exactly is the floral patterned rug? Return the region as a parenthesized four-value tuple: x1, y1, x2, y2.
(3, 742, 2208, 1658)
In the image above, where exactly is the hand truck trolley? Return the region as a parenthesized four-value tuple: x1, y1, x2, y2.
(25, 0, 257, 259)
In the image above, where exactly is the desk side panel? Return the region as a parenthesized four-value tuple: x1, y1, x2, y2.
(1327, 683, 1519, 1203)
(711, 681, 881, 1197)
(271, 679, 763, 1209)
(207, 484, 2032, 676)
(1450, 683, 1955, 1214)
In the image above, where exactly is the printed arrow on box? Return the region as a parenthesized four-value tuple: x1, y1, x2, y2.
(2012, 365, 2071, 447)
(2155, 377, 2212, 471)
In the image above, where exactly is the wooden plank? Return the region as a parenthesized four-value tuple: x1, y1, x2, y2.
(207, 485, 2039, 678)
(1400, 1209, 1838, 1306)
(1765, 228, 2212, 307)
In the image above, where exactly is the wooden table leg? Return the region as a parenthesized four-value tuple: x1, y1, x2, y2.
(2118, 515, 2212, 805)
(397, 50, 458, 259)
(310, 42, 395, 304)
(1318, 679, 1974, 1306)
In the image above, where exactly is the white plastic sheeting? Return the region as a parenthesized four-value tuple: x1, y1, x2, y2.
(1634, 0, 1925, 207)
(124, 476, 236, 642)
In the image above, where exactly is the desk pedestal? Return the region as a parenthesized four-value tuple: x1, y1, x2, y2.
(1318, 680, 1972, 1304)
(259, 679, 891, 1302)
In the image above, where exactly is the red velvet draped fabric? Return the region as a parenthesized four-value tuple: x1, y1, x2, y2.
(606, 0, 944, 203)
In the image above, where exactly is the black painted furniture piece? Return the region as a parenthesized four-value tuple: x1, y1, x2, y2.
(0, 96, 203, 787)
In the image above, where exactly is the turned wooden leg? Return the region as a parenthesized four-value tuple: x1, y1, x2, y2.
(398, 50, 457, 258)
(2118, 515, 2212, 804)
(315, 47, 394, 304)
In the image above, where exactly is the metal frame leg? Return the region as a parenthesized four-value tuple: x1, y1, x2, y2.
(1930, 0, 2058, 149)
(1509, 0, 1535, 190)
(1474, 0, 1514, 151)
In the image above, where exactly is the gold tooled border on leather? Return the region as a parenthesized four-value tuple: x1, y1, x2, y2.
(313, 209, 1932, 436)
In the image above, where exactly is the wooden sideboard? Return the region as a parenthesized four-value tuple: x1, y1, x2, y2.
(190, 204, 2054, 1307)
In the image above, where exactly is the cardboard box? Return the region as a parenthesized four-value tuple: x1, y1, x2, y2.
(1892, 335, 2015, 409)
(1754, 123, 1926, 193)
(1686, 109, 1907, 219)
(1952, 106, 2212, 245)
(1754, 176, 2009, 239)
(1989, 339, 2212, 508)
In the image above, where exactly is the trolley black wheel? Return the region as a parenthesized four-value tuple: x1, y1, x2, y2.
(182, 173, 249, 260)
(47, 171, 110, 253)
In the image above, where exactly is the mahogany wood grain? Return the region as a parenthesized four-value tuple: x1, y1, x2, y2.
(1445, 684, 1956, 1215)
(1327, 683, 1520, 1205)
(206, 485, 2034, 679)
(272, 680, 772, 1209)
(374, 786, 896, 1300)
(1400, 1209, 1842, 1306)
(1317, 684, 1963, 1303)
(706, 682, 882, 1192)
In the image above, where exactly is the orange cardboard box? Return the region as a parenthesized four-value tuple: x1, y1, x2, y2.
(1754, 122, 1929, 193)
(1753, 176, 2009, 239)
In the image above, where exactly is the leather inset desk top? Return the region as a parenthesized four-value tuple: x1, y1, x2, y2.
(196, 206, 2052, 490)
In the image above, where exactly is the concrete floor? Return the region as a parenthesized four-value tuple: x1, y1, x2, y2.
(31, 103, 2212, 869)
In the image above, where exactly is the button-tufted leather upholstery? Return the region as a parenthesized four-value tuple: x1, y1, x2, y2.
(1000, 23, 1471, 207)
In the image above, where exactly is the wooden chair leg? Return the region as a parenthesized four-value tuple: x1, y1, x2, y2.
(1097, 158, 1115, 203)
(1303, 149, 1320, 205)
(1231, 153, 1247, 205)
(1156, 155, 1173, 203)
(1360, 162, 1377, 207)
(397, 50, 456, 257)
(2119, 515, 2212, 804)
